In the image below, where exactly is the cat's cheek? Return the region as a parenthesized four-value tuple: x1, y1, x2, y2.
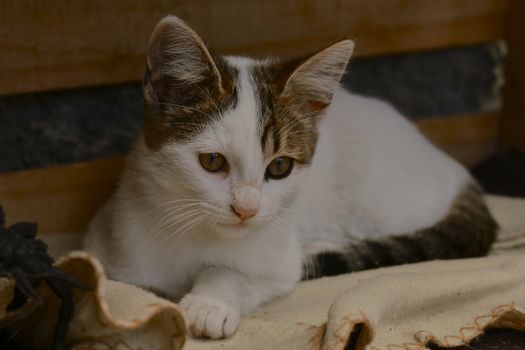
(263, 167, 309, 209)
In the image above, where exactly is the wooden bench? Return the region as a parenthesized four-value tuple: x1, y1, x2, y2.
(0, 0, 523, 234)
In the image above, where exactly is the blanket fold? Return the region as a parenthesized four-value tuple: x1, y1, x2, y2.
(0, 194, 524, 350)
(1, 252, 186, 350)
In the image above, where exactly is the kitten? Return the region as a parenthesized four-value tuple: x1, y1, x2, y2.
(84, 15, 497, 339)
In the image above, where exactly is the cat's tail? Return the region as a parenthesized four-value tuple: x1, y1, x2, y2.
(303, 183, 499, 279)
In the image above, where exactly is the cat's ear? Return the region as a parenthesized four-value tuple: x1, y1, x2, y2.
(282, 40, 354, 113)
(144, 15, 222, 102)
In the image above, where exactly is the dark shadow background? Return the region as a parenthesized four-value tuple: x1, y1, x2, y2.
(0, 44, 503, 173)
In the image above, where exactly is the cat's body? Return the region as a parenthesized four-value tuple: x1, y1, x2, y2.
(295, 90, 469, 244)
(84, 16, 497, 339)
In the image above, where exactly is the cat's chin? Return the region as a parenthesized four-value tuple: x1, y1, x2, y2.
(212, 221, 260, 239)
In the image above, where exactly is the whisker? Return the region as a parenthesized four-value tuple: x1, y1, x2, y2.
(162, 216, 202, 245)
(149, 202, 201, 224)
(274, 214, 293, 234)
(280, 207, 302, 216)
(270, 219, 287, 237)
(156, 101, 216, 120)
(148, 203, 202, 233)
(144, 199, 202, 217)
(195, 84, 223, 117)
(274, 113, 321, 139)
(149, 208, 202, 237)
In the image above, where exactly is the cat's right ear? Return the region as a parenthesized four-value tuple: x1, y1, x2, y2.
(280, 40, 353, 114)
(144, 15, 223, 103)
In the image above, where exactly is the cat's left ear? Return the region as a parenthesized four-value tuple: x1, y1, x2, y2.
(144, 15, 223, 103)
(282, 40, 354, 113)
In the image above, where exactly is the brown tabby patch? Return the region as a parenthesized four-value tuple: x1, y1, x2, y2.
(305, 183, 499, 279)
(142, 55, 238, 149)
(251, 58, 324, 164)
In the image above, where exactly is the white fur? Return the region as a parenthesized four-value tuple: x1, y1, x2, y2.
(84, 44, 471, 339)
(85, 58, 303, 338)
(297, 91, 470, 248)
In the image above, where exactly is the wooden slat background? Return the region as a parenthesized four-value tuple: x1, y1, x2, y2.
(0, 0, 507, 96)
(0, 113, 499, 234)
(416, 112, 499, 167)
(0, 158, 125, 234)
(0, 0, 515, 235)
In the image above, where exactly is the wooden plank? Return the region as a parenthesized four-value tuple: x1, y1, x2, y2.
(500, 0, 525, 152)
(0, 157, 125, 234)
(417, 112, 499, 167)
(0, 0, 507, 96)
(0, 113, 498, 234)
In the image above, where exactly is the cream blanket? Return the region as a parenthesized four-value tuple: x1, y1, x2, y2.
(1, 195, 524, 350)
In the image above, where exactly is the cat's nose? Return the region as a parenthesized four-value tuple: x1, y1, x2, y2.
(231, 205, 257, 220)
(231, 185, 260, 220)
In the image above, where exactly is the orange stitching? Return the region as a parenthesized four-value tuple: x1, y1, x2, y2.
(329, 311, 368, 350)
(308, 324, 326, 349)
(474, 314, 493, 329)
(385, 342, 426, 350)
(458, 326, 478, 340)
(408, 303, 524, 350)
(332, 318, 351, 344)
(413, 330, 433, 344)
(491, 303, 515, 317)
(332, 315, 356, 341)
(74, 338, 135, 350)
(402, 342, 423, 350)
(443, 335, 465, 346)
(386, 345, 406, 350)
(329, 301, 524, 349)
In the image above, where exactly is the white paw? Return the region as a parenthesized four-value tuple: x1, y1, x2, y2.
(179, 293, 240, 339)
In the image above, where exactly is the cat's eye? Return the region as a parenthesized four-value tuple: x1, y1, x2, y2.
(265, 157, 294, 180)
(199, 153, 228, 173)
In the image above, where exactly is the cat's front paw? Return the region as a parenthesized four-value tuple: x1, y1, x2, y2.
(179, 293, 240, 339)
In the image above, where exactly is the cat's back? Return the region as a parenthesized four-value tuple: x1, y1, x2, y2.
(296, 89, 471, 242)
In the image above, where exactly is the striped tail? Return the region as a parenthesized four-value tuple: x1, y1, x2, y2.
(303, 184, 498, 279)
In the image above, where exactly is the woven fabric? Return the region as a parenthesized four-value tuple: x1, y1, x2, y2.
(1, 195, 524, 350)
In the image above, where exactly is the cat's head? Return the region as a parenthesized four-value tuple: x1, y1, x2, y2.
(139, 15, 353, 239)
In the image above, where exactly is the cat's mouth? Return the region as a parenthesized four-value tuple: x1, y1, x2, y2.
(219, 220, 250, 229)
(211, 217, 265, 239)
(213, 222, 252, 239)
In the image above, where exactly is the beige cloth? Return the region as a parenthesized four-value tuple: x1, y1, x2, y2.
(1, 195, 524, 350)
(0, 253, 186, 350)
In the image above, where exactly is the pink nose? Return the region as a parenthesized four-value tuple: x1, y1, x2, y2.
(231, 205, 257, 220)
